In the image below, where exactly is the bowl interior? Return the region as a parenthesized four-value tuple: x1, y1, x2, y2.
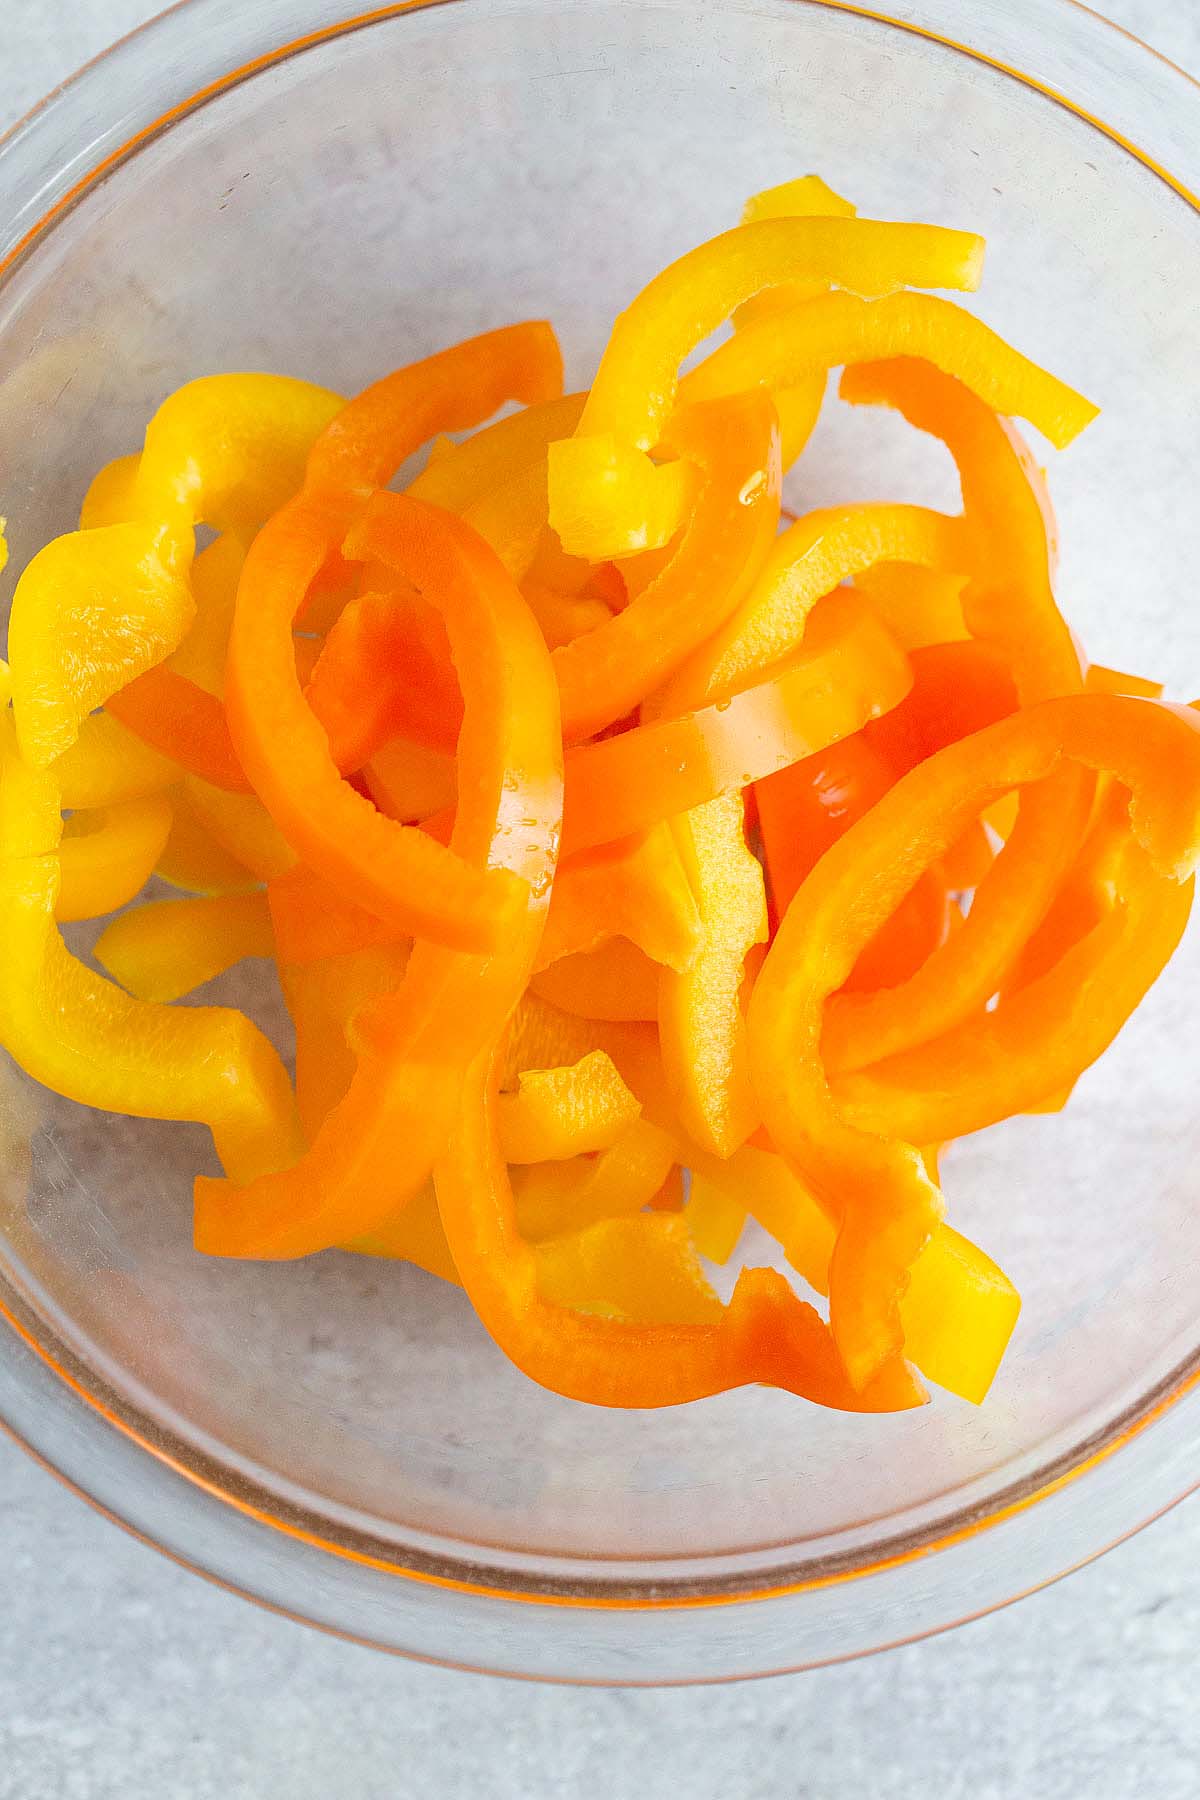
(2, 0, 1199, 1590)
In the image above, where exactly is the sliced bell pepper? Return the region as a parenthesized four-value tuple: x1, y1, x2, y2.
(853, 562, 968, 651)
(748, 692, 1200, 1390)
(512, 1118, 679, 1243)
(194, 486, 564, 1257)
(106, 665, 252, 793)
(561, 588, 912, 854)
(168, 532, 246, 695)
(56, 792, 173, 923)
(182, 776, 296, 883)
(8, 520, 195, 767)
(0, 727, 299, 1183)
(498, 1051, 642, 1163)
(155, 786, 260, 896)
(550, 393, 782, 743)
(500, 992, 657, 1093)
(131, 373, 345, 535)
(268, 863, 397, 964)
(522, 583, 616, 650)
(658, 791, 768, 1158)
(1084, 662, 1164, 699)
(681, 290, 1098, 449)
(536, 824, 701, 974)
(363, 736, 456, 824)
(226, 330, 560, 951)
(533, 1213, 723, 1325)
(686, 1144, 1019, 1403)
(659, 502, 963, 714)
(52, 710, 180, 810)
(531, 938, 663, 1022)
(408, 392, 585, 515)
(833, 828, 1191, 1142)
(80, 452, 140, 529)
(433, 1047, 923, 1410)
(94, 891, 275, 1003)
(279, 942, 412, 1143)
(550, 212, 984, 559)
(819, 357, 1092, 1070)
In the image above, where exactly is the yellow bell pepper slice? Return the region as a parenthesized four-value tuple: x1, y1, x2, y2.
(687, 1141, 1019, 1403)
(497, 1051, 642, 1163)
(79, 453, 141, 529)
(534, 1213, 723, 1325)
(181, 775, 297, 881)
(94, 891, 275, 1003)
(550, 212, 984, 558)
(0, 732, 298, 1182)
(512, 1117, 678, 1242)
(54, 710, 181, 809)
(8, 520, 195, 767)
(682, 290, 1098, 450)
(658, 790, 768, 1158)
(659, 503, 962, 715)
(56, 792, 173, 922)
(154, 785, 260, 896)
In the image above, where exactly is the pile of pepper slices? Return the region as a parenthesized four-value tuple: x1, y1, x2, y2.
(3, 175, 1200, 1414)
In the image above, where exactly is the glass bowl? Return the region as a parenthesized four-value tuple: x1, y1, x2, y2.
(2, 0, 1200, 1685)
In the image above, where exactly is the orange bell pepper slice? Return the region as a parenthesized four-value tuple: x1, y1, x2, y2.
(278, 943, 412, 1143)
(95, 891, 275, 1003)
(819, 358, 1092, 1071)
(530, 938, 663, 1022)
(107, 665, 252, 792)
(434, 1049, 922, 1410)
(363, 736, 456, 824)
(225, 328, 559, 952)
(195, 488, 563, 1258)
(853, 562, 968, 651)
(748, 693, 1200, 1391)
(561, 589, 912, 854)
(497, 1051, 642, 1163)
(682, 289, 1098, 449)
(536, 825, 701, 974)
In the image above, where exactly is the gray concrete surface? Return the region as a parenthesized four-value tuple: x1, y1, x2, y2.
(4, 0, 1200, 1794)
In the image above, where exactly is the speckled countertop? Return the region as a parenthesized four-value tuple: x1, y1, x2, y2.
(3, 1, 1200, 1793)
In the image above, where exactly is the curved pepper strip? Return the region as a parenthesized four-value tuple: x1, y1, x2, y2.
(0, 725, 299, 1183)
(94, 891, 275, 1004)
(833, 832, 1191, 1143)
(658, 790, 769, 1158)
(512, 1118, 679, 1242)
(687, 1145, 1019, 1404)
(681, 290, 1098, 449)
(498, 1051, 642, 1163)
(9, 520, 195, 768)
(549, 213, 983, 560)
(659, 503, 964, 714)
(756, 734, 950, 990)
(820, 358, 1092, 1072)
(364, 736, 456, 824)
(561, 589, 912, 854)
(225, 330, 560, 951)
(550, 393, 782, 743)
(181, 776, 296, 882)
(433, 1049, 923, 1410)
(531, 938, 663, 1023)
(107, 665, 252, 792)
(536, 824, 701, 974)
(408, 392, 585, 514)
(155, 786, 260, 896)
(853, 562, 968, 651)
(80, 452, 140, 529)
(52, 711, 180, 810)
(279, 943, 412, 1143)
(748, 693, 1200, 1389)
(194, 488, 563, 1257)
(56, 792, 174, 923)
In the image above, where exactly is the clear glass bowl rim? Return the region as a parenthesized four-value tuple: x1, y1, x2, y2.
(1, 0, 1199, 1682)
